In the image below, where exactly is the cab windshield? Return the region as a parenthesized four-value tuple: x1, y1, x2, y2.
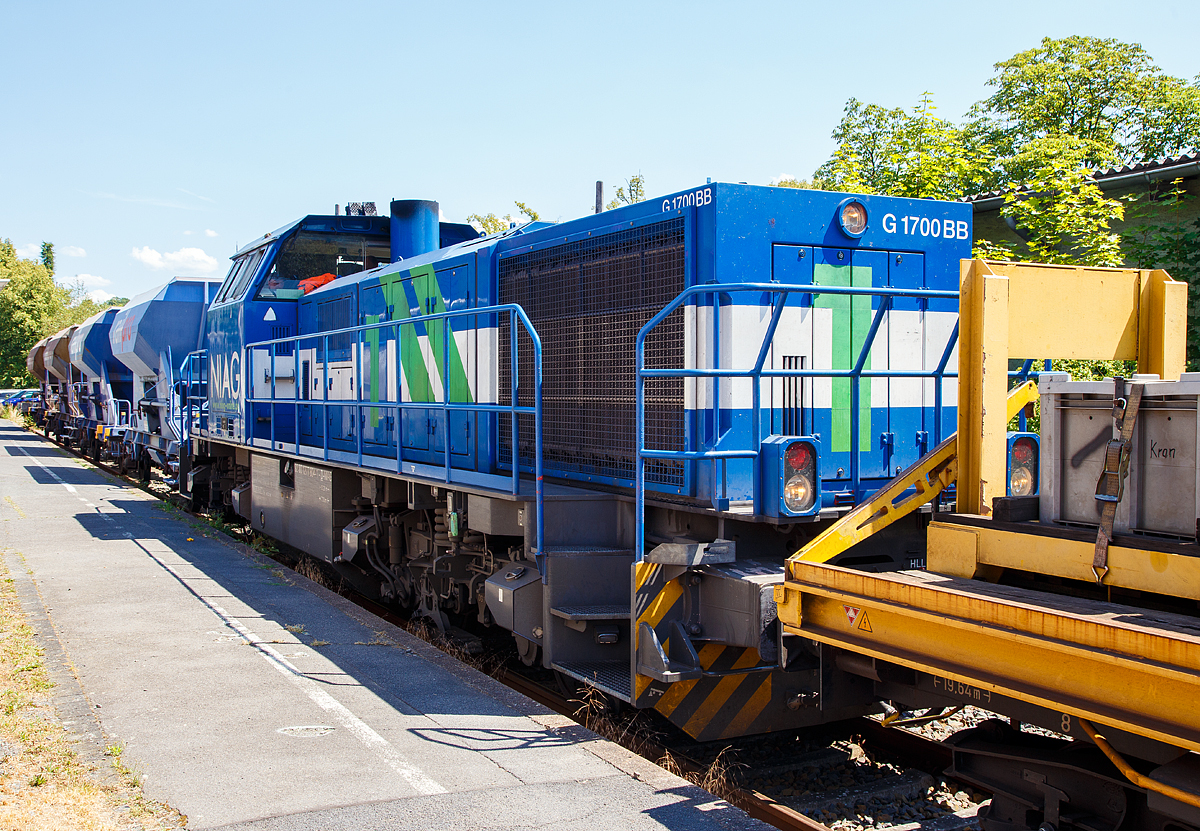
(254, 231, 390, 300)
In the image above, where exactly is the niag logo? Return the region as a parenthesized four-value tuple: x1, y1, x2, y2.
(210, 352, 242, 406)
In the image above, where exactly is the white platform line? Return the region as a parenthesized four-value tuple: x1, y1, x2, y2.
(17, 445, 77, 492)
(204, 596, 446, 795)
(16, 441, 446, 794)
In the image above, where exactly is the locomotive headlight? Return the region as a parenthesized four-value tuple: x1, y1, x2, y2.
(784, 474, 815, 513)
(838, 199, 868, 237)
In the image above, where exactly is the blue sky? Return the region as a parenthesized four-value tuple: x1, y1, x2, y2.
(3, 0, 1198, 301)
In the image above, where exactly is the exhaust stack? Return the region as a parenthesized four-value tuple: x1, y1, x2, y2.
(390, 200, 439, 262)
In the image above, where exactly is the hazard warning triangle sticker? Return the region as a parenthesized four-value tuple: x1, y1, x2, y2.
(843, 605, 873, 632)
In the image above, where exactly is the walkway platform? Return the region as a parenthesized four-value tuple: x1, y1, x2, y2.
(0, 420, 768, 831)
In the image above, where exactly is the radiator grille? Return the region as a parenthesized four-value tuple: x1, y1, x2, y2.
(499, 218, 687, 487)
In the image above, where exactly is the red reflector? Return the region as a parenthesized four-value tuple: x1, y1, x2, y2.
(785, 442, 812, 472)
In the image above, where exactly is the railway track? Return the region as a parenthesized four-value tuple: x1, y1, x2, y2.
(25, 419, 989, 831)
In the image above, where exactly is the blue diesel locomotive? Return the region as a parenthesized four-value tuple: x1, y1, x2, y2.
(180, 184, 973, 739)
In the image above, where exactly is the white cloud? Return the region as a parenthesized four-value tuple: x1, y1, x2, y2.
(75, 273, 111, 288)
(183, 230, 193, 236)
(205, 229, 218, 237)
(63, 245, 86, 257)
(16, 243, 39, 258)
(131, 245, 219, 275)
(87, 289, 115, 302)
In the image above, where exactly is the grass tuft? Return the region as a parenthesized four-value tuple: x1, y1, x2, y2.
(0, 550, 185, 829)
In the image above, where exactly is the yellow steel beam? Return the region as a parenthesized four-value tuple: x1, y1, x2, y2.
(927, 521, 1200, 600)
(956, 260, 1186, 517)
(789, 380, 1041, 569)
(791, 435, 957, 567)
(775, 560, 1200, 753)
(1005, 380, 1038, 421)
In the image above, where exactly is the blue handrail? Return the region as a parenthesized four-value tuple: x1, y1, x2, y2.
(634, 281, 961, 563)
(240, 302, 545, 564)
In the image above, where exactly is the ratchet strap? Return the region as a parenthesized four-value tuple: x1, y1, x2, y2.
(1093, 377, 1144, 583)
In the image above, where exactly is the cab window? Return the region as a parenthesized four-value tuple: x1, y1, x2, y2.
(253, 231, 389, 301)
(229, 249, 265, 300)
(214, 258, 246, 304)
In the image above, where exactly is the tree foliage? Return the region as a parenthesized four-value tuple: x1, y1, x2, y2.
(771, 177, 813, 189)
(467, 201, 540, 236)
(999, 137, 1126, 266)
(0, 239, 124, 387)
(1121, 182, 1200, 369)
(40, 242, 54, 277)
(973, 36, 1200, 175)
(808, 35, 1200, 371)
(812, 36, 1200, 271)
(606, 174, 646, 210)
(814, 94, 992, 199)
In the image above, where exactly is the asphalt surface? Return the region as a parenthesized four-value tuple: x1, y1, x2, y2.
(0, 420, 771, 831)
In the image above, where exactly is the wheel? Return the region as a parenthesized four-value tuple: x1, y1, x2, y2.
(515, 634, 541, 667)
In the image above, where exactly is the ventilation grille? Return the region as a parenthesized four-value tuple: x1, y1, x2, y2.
(271, 325, 294, 356)
(499, 218, 687, 487)
(781, 355, 804, 435)
(317, 296, 355, 360)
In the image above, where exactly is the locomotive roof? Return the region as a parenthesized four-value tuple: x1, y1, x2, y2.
(231, 214, 391, 259)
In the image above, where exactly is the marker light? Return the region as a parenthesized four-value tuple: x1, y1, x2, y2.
(1007, 435, 1039, 497)
(838, 199, 868, 237)
(783, 440, 817, 513)
(785, 442, 812, 472)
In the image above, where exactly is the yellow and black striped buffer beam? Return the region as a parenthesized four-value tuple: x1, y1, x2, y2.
(633, 561, 818, 741)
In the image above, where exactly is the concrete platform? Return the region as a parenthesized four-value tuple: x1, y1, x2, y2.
(0, 421, 769, 831)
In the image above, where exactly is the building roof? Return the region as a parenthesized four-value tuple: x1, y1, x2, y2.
(965, 150, 1200, 211)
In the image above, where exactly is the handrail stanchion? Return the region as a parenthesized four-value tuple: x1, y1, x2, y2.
(533, 314, 544, 572)
(848, 296, 892, 499)
(396, 322, 403, 469)
(322, 334, 330, 462)
(356, 330, 363, 470)
(933, 321, 959, 447)
(443, 312, 450, 481)
(510, 313, 519, 496)
(750, 293, 788, 515)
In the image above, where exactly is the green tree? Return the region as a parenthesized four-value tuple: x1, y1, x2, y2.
(813, 94, 989, 199)
(40, 242, 54, 277)
(0, 239, 69, 386)
(972, 36, 1200, 175)
(0, 240, 125, 386)
(467, 201, 540, 235)
(771, 177, 813, 189)
(1121, 181, 1200, 369)
(999, 137, 1126, 266)
(606, 174, 646, 210)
